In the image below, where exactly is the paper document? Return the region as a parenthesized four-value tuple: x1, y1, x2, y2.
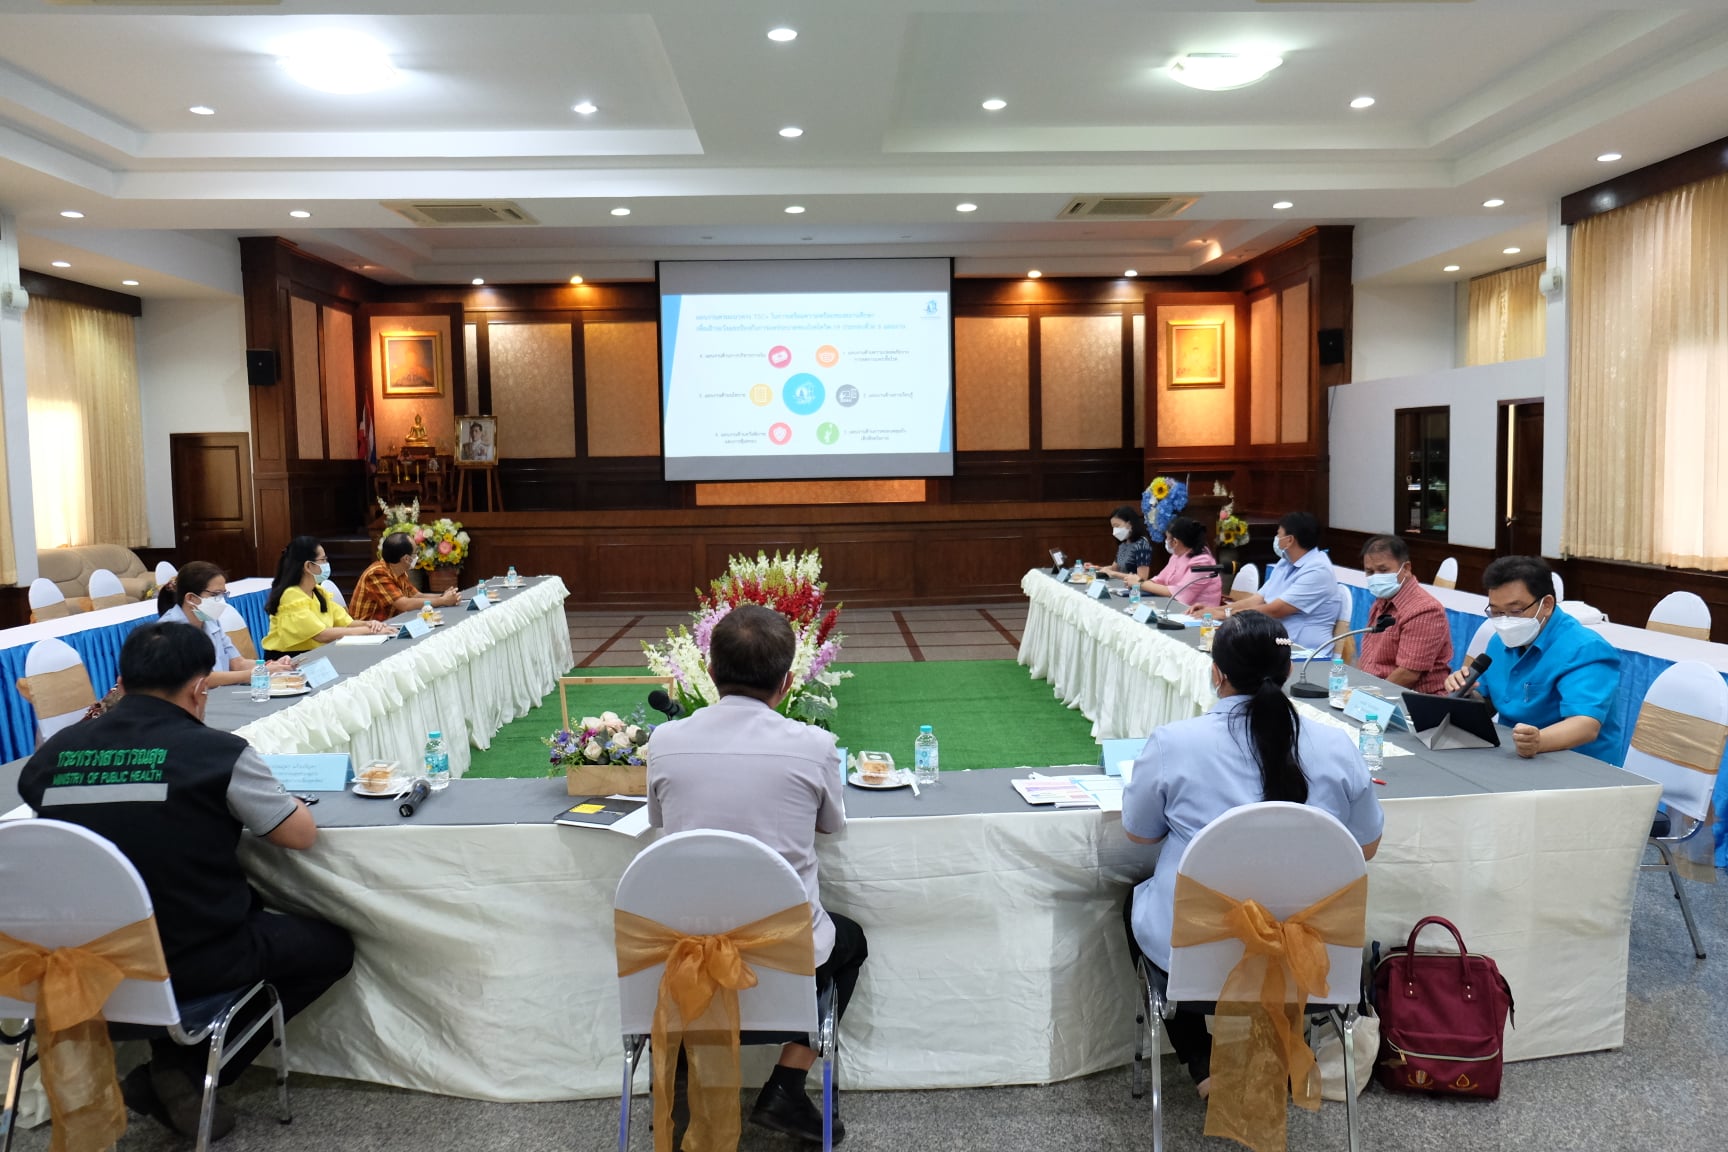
(333, 634, 391, 647)
(1292, 701, 1413, 757)
(1012, 776, 1099, 808)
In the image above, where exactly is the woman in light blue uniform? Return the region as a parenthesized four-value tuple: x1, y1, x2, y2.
(158, 561, 290, 686)
(1120, 611, 1384, 1095)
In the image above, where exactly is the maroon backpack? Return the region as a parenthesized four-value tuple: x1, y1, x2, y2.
(1372, 916, 1514, 1099)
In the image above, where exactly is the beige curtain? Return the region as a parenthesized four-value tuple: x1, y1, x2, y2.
(22, 297, 148, 548)
(1465, 261, 1547, 366)
(1567, 171, 1728, 570)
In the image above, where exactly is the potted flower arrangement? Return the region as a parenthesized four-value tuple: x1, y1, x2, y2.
(1216, 498, 1250, 572)
(376, 500, 470, 592)
(1142, 475, 1190, 538)
(547, 705, 655, 796)
(642, 550, 851, 727)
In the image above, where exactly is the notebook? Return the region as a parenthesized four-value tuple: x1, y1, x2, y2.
(554, 795, 652, 837)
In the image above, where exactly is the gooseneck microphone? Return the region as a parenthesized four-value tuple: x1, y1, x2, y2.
(1152, 565, 1229, 631)
(648, 688, 685, 721)
(1449, 653, 1493, 698)
(1288, 615, 1397, 698)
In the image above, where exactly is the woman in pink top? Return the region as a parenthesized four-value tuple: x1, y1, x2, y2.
(1138, 516, 1224, 609)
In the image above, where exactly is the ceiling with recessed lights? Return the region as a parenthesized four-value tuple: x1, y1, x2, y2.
(4, 0, 1728, 296)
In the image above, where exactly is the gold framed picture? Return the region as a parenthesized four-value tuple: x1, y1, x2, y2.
(1167, 320, 1226, 389)
(380, 331, 444, 397)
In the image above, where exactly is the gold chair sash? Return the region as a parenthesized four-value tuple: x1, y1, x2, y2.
(615, 904, 815, 1152)
(17, 665, 96, 722)
(1647, 620, 1710, 641)
(227, 627, 258, 662)
(1631, 702, 1728, 776)
(30, 601, 69, 623)
(88, 594, 130, 612)
(0, 917, 170, 1152)
(1170, 873, 1368, 1152)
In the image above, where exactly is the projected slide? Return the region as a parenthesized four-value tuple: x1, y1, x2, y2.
(659, 260, 954, 481)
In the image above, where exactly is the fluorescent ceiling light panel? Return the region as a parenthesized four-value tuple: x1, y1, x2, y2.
(278, 30, 400, 95)
(1169, 53, 1283, 92)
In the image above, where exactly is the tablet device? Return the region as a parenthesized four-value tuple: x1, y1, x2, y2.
(1399, 693, 1501, 749)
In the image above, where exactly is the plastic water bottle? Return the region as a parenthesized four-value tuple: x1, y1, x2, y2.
(1199, 613, 1216, 652)
(914, 725, 940, 786)
(424, 730, 451, 792)
(249, 659, 270, 703)
(1359, 720, 1384, 772)
(1328, 656, 1349, 707)
(1127, 581, 1142, 613)
(506, 565, 519, 588)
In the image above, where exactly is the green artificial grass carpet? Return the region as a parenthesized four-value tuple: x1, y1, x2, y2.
(466, 661, 1100, 779)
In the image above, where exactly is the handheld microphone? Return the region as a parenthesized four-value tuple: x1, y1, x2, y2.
(397, 777, 432, 818)
(648, 688, 685, 721)
(1448, 653, 1493, 698)
(1152, 565, 1229, 631)
(1288, 615, 1397, 698)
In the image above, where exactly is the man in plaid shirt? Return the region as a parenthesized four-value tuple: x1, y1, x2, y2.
(1358, 535, 1453, 694)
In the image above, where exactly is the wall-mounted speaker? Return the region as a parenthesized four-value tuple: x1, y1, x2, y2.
(1317, 328, 1346, 366)
(246, 349, 278, 387)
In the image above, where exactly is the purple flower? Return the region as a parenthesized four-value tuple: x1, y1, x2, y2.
(808, 639, 840, 681)
(693, 604, 733, 652)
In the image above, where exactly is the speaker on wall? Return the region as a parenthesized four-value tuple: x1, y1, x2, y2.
(1317, 328, 1345, 366)
(246, 349, 278, 387)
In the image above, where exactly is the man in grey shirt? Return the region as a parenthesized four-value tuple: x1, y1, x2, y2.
(648, 604, 868, 1146)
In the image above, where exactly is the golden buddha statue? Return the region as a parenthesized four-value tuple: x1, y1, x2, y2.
(405, 412, 430, 444)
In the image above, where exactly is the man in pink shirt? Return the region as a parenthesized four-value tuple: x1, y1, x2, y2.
(1358, 535, 1454, 694)
(1138, 516, 1224, 610)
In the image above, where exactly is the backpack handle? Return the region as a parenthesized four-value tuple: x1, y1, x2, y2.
(1402, 916, 1475, 999)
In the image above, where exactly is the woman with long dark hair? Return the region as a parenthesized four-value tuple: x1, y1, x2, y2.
(1119, 611, 1383, 1096)
(1093, 503, 1153, 583)
(261, 536, 391, 660)
(158, 560, 293, 685)
(1137, 515, 1223, 610)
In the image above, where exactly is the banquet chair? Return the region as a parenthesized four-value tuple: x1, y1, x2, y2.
(155, 561, 178, 589)
(320, 580, 347, 610)
(1130, 802, 1367, 1152)
(1329, 585, 1358, 665)
(1464, 618, 1495, 663)
(218, 604, 258, 662)
(1229, 564, 1259, 602)
(1626, 660, 1728, 959)
(88, 568, 130, 611)
(0, 820, 291, 1152)
(27, 578, 68, 623)
(614, 830, 838, 1152)
(1433, 557, 1459, 590)
(15, 639, 95, 745)
(1551, 571, 1566, 603)
(1647, 591, 1712, 641)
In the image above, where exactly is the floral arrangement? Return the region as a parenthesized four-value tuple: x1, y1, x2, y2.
(1217, 501, 1250, 549)
(1142, 475, 1190, 538)
(545, 705, 653, 774)
(378, 498, 421, 542)
(375, 499, 470, 570)
(642, 550, 851, 727)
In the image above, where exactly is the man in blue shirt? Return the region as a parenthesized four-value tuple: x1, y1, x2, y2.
(1444, 555, 1624, 762)
(1226, 511, 1340, 651)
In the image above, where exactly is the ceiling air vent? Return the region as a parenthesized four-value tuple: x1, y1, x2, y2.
(1059, 196, 1197, 221)
(383, 201, 540, 227)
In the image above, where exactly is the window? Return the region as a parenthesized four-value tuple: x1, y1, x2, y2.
(1395, 407, 1449, 538)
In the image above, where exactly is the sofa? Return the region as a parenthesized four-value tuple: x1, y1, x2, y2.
(36, 545, 154, 611)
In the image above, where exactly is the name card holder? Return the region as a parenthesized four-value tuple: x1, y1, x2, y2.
(1088, 580, 1110, 600)
(1054, 567, 1072, 583)
(261, 753, 352, 792)
(1131, 603, 1154, 625)
(1345, 689, 1407, 731)
(398, 616, 433, 640)
(301, 657, 339, 689)
(467, 589, 491, 612)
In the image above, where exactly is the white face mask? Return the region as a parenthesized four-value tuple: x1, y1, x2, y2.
(192, 593, 226, 624)
(1164, 540, 1176, 555)
(314, 561, 332, 581)
(1492, 600, 1549, 648)
(1111, 525, 1130, 542)
(1273, 537, 1289, 561)
(1365, 572, 1401, 600)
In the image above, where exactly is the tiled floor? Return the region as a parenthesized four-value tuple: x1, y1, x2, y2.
(567, 603, 1027, 666)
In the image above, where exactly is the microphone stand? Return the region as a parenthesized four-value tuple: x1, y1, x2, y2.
(1152, 566, 1228, 631)
(1288, 616, 1396, 698)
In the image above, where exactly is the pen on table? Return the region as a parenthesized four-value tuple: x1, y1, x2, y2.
(907, 772, 920, 798)
(1372, 777, 1388, 786)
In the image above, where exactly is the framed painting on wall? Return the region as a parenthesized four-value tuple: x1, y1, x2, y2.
(1167, 320, 1226, 389)
(458, 415, 497, 463)
(381, 331, 444, 397)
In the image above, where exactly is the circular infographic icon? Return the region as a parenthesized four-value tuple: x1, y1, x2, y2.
(769, 422, 793, 446)
(816, 422, 840, 446)
(815, 344, 840, 368)
(836, 384, 860, 408)
(768, 345, 792, 369)
(782, 373, 825, 416)
(749, 383, 773, 407)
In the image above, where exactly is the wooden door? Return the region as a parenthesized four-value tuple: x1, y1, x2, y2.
(170, 432, 258, 578)
(1495, 401, 1544, 557)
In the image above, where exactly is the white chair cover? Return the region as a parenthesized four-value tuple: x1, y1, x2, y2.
(20, 638, 95, 742)
(1331, 584, 1357, 664)
(1648, 591, 1711, 641)
(615, 829, 816, 1035)
(1622, 660, 1728, 824)
(154, 561, 178, 587)
(219, 603, 258, 663)
(1229, 564, 1259, 601)
(1552, 571, 1566, 603)
(1465, 618, 1496, 661)
(320, 580, 348, 610)
(87, 568, 128, 609)
(27, 577, 68, 620)
(1434, 557, 1459, 590)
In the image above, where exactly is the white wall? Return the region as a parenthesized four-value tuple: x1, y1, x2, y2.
(1352, 283, 1456, 382)
(1329, 358, 1547, 550)
(136, 296, 250, 548)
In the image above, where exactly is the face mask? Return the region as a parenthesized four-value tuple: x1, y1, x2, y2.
(1273, 538, 1288, 561)
(1492, 601, 1548, 648)
(1111, 525, 1130, 542)
(318, 561, 332, 580)
(1164, 541, 1176, 555)
(1366, 573, 1401, 600)
(192, 593, 226, 624)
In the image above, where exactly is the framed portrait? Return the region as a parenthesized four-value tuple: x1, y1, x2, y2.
(457, 414, 498, 464)
(381, 331, 444, 397)
(1166, 320, 1226, 389)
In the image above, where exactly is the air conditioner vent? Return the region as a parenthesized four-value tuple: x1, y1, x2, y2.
(1059, 196, 1196, 221)
(383, 201, 540, 227)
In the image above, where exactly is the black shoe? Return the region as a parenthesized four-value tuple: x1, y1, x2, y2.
(148, 1059, 236, 1142)
(121, 1065, 172, 1129)
(750, 1079, 845, 1146)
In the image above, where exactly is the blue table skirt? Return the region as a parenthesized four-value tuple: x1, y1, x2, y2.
(0, 589, 269, 764)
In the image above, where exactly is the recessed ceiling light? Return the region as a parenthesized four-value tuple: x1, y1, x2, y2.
(767, 27, 797, 42)
(981, 98, 1007, 111)
(471, 278, 485, 286)
(1443, 265, 1461, 273)
(188, 105, 215, 116)
(1124, 269, 1139, 278)
(51, 261, 70, 268)
(1350, 96, 1376, 110)
(277, 30, 399, 95)
(122, 279, 140, 286)
(610, 207, 631, 216)
(1597, 152, 1622, 163)
(1273, 200, 1294, 210)
(956, 202, 978, 213)
(1482, 198, 1505, 208)
(778, 126, 803, 138)
(1169, 53, 1284, 92)
(288, 210, 312, 219)
(569, 275, 584, 285)
(1026, 269, 1042, 279)
(59, 210, 84, 219)
(572, 101, 597, 115)
(1503, 247, 1522, 255)
(785, 205, 806, 214)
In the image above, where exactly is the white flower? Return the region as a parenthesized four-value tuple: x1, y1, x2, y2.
(582, 739, 604, 761)
(456, 531, 470, 545)
(624, 724, 643, 743)
(608, 731, 633, 751)
(580, 716, 603, 731)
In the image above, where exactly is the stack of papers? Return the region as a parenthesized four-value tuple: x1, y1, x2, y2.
(1011, 773, 1126, 811)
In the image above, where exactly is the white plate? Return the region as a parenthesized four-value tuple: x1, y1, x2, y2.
(351, 780, 410, 798)
(848, 770, 911, 790)
(269, 685, 310, 697)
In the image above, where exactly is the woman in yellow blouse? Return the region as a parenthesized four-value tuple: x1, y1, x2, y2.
(262, 536, 393, 659)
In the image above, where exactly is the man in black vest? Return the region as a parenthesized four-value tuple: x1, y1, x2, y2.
(19, 622, 353, 1140)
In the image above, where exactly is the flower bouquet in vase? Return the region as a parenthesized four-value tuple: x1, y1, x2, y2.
(548, 705, 655, 796)
(1142, 475, 1190, 538)
(1215, 500, 1250, 572)
(420, 518, 471, 592)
